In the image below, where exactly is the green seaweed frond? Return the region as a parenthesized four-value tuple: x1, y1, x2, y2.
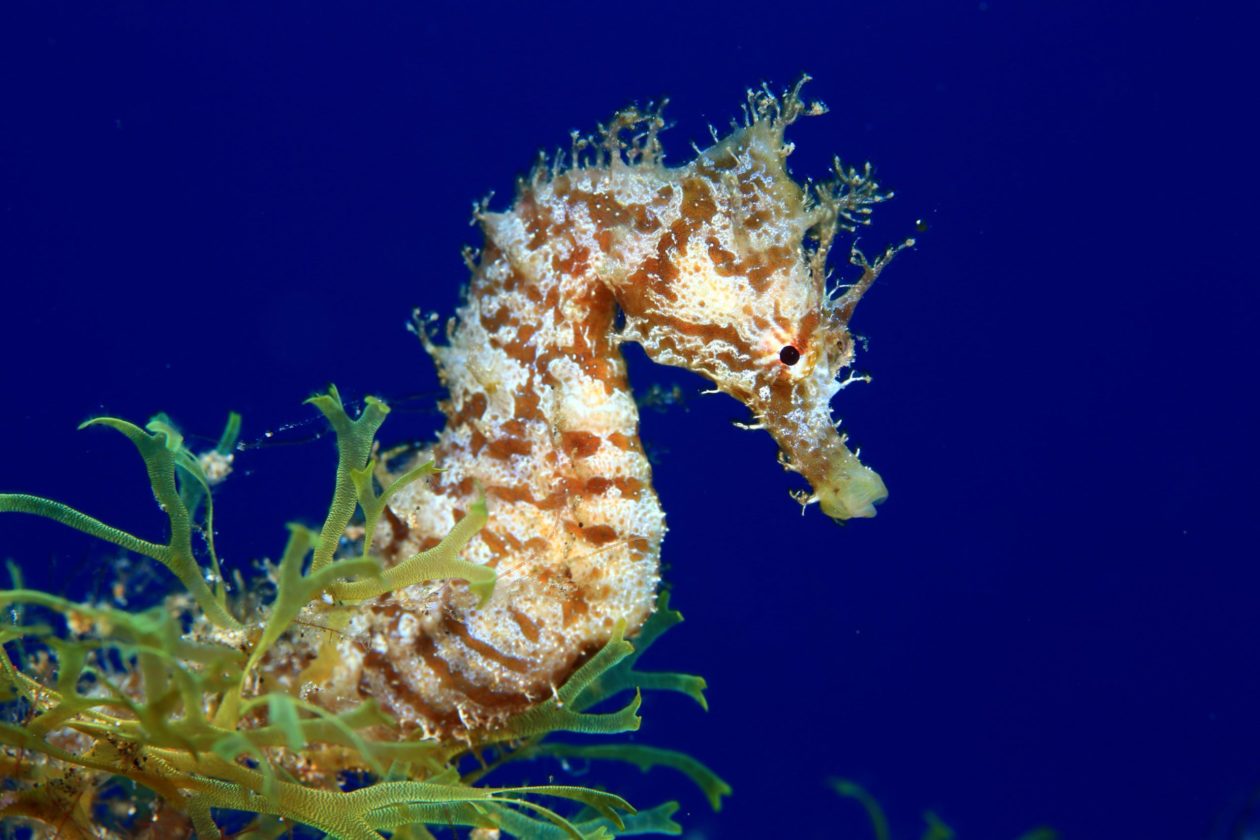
(464, 592, 730, 817)
(531, 744, 730, 813)
(0, 412, 240, 629)
(832, 778, 892, 840)
(0, 589, 707, 838)
(830, 778, 1058, 840)
(0, 387, 722, 838)
(574, 591, 710, 712)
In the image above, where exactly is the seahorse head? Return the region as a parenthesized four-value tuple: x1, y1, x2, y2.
(610, 83, 911, 521)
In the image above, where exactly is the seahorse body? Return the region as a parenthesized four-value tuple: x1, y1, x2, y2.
(288, 83, 907, 737)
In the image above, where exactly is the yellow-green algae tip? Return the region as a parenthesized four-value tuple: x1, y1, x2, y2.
(0, 387, 725, 839)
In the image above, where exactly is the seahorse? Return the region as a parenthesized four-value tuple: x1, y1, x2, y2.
(285, 80, 910, 738)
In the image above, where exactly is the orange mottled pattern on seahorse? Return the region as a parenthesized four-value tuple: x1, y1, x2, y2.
(275, 81, 908, 737)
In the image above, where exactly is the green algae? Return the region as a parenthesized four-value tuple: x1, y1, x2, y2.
(0, 387, 724, 838)
(830, 778, 1058, 840)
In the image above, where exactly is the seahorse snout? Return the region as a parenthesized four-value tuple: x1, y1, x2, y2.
(764, 401, 888, 521)
(811, 444, 888, 520)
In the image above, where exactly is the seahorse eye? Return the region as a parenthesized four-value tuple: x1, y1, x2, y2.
(779, 345, 801, 366)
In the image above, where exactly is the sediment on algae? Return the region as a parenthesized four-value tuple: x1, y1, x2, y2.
(0, 386, 726, 839)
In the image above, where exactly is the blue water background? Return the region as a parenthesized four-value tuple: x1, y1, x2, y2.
(1, 3, 1256, 837)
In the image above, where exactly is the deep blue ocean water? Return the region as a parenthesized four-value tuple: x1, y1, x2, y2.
(1, 3, 1256, 838)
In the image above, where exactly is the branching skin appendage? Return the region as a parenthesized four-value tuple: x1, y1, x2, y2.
(0, 80, 903, 838)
